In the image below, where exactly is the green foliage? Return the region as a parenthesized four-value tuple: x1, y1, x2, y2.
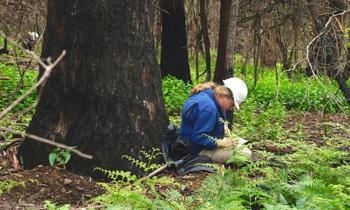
(0, 180, 25, 195)
(162, 76, 191, 115)
(122, 148, 163, 174)
(94, 167, 138, 184)
(196, 135, 350, 210)
(0, 62, 36, 141)
(187, 56, 349, 114)
(92, 148, 194, 209)
(0, 63, 37, 112)
(240, 66, 349, 113)
(43, 201, 70, 210)
(168, 115, 182, 127)
(48, 147, 72, 167)
(94, 182, 155, 209)
(233, 99, 287, 142)
(226, 146, 252, 167)
(93, 180, 194, 210)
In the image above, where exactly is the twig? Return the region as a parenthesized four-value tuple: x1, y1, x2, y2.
(306, 10, 349, 77)
(0, 127, 93, 160)
(305, 10, 349, 112)
(0, 76, 10, 80)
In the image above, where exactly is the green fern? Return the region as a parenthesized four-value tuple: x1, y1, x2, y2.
(94, 167, 137, 184)
(121, 148, 163, 174)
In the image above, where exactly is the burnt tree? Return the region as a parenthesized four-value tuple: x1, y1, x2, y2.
(18, 0, 168, 176)
(160, 0, 191, 83)
(214, 0, 232, 83)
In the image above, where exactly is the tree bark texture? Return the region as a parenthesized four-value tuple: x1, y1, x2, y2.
(160, 0, 191, 83)
(226, 0, 239, 77)
(199, 0, 211, 81)
(214, 0, 232, 83)
(18, 0, 168, 176)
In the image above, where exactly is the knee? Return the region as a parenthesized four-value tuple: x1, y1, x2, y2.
(241, 147, 252, 158)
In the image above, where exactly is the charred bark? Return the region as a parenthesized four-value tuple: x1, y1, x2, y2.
(214, 0, 232, 83)
(18, 0, 168, 176)
(160, 0, 191, 83)
(199, 0, 211, 81)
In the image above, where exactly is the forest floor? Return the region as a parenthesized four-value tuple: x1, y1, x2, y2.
(0, 111, 348, 209)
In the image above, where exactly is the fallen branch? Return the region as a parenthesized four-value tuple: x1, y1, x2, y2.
(0, 127, 93, 160)
(0, 76, 10, 80)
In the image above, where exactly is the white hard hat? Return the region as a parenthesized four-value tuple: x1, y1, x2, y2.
(223, 77, 248, 110)
(29, 32, 39, 40)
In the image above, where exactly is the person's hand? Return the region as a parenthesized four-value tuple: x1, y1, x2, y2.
(216, 137, 238, 148)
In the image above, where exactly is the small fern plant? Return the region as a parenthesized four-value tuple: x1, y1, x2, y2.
(94, 148, 164, 183)
(122, 147, 163, 174)
(94, 167, 138, 184)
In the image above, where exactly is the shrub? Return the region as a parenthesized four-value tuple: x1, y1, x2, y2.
(0, 63, 37, 111)
(162, 76, 191, 115)
(241, 68, 349, 113)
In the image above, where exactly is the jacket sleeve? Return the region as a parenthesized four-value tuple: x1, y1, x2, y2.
(191, 110, 218, 149)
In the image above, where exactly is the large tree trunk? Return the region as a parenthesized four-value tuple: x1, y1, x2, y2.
(214, 0, 232, 83)
(18, 0, 168, 176)
(160, 0, 191, 83)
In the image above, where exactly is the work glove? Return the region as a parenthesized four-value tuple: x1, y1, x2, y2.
(216, 137, 238, 148)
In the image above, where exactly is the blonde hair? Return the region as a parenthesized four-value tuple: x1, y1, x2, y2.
(191, 82, 233, 100)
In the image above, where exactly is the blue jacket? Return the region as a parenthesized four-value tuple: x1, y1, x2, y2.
(180, 89, 226, 155)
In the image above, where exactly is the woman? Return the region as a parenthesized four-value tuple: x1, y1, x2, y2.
(180, 77, 251, 163)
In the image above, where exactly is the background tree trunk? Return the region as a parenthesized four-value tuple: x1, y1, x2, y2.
(18, 0, 168, 176)
(160, 0, 191, 83)
(225, 0, 239, 129)
(199, 0, 211, 81)
(226, 0, 239, 78)
(213, 0, 232, 83)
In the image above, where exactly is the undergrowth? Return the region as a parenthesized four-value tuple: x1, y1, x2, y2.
(0, 62, 37, 134)
(92, 148, 198, 209)
(0, 62, 37, 112)
(197, 139, 350, 210)
(0, 179, 25, 196)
